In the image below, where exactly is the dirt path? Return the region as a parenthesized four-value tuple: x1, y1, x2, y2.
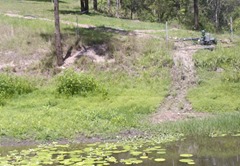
(151, 42, 209, 123)
(3, 13, 95, 28)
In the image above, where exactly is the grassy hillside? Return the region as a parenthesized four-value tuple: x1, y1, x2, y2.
(0, 0, 164, 30)
(0, 0, 240, 142)
(0, 6, 172, 140)
(188, 44, 240, 113)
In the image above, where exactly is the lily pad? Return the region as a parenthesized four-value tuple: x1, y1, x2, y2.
(232, 133, 240, 137)
(180, 154, 193, 157)
(140, 156, 148, 159)
(130, 151, 142, 156)
(179, 159, 194, 163)
(188, 161, 196, 165)
(154, 158, 166, 162)
(133, 160, 143, 164)
(157, 151, 166, 154)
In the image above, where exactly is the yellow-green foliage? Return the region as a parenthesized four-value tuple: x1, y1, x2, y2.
(56, 69, 104, 96)
(0, 74, 36, 106)
(0, 74, 35, 97)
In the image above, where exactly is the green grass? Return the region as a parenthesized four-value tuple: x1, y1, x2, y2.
(148, 29, 200, 39)
(0, 13, 118, 66)
(187, 44, 240, 112)
(0, 0, 165, 30)
(1, 0, 240, 142)
(146, 112, 240, 137)
(0, 14, 172, 140)
(0, 14, 54, 56)
(0, 72, 170, 140)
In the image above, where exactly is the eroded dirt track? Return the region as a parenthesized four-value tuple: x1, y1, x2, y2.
(151, 43, 208, 123)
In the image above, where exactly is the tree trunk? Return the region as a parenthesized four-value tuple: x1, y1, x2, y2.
(84, 0, 89, 13)
(130, 0, 133, 19)
(54, 0, 63, 66)
(194, 0, 199, 30)
(116, 0, 120, 18)
(80, 0, 85, 12)
(215, 0, 219, 30)
(108, 0, 111, 10)
(80, 0, 89, 13)
(93, 0, 97, 11)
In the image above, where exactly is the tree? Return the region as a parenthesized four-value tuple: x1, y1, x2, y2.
(194, 0, 199, 30)
(80, 0, 89, 13)
(108, 0, 111, 11)
(116, 0, 120, 18)
(214, 0, 220, 30)
(93, 0, 98, 11)
(54, 0, 63, 66)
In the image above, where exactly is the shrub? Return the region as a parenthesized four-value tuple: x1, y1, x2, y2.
(56, 69, 104, 96)
(0, 74, 35, 98)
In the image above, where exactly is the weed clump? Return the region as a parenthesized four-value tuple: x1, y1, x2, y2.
(0, 74, 35, 104)
(56, 69, 106, 96)
(222, 71, 240, 83)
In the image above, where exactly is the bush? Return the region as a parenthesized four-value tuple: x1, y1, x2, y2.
(56, 69, 104, 96)
(0, 74, 35, 98)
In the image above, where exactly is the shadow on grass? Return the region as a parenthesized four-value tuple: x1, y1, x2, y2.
(48, 9, 101, 16)
(67, 27, 116, 45)
(40, 26, 118, 46)
(59, 10, 81, 15)
(91, 26, 129, 35)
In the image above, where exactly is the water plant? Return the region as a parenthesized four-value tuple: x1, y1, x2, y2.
(180, 154, 193, 157)
(0, 140, 172, 166)
(179, 158, 195, 164)
(154, 158, 166, 162)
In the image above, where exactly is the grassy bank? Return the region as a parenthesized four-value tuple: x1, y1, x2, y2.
(146, 112, 240, 138)
(188, 44, 240, 112)
(0, 13, 172, 140)
(0, 69, 170, 140)
(1, 0, 240, 143)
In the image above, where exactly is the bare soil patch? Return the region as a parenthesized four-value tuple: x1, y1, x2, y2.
(0, 51, 45, 74)
(61, 44, 115, 69)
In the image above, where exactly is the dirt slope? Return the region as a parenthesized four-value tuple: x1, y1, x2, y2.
(151, 42, 209, 123)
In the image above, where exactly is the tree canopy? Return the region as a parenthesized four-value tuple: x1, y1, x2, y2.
(92, 0, 240, 32)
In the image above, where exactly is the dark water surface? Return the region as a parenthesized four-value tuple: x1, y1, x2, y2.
(0, 136, 240, 166)
(167, 136, 240, 166)
(124, 136, 240, 166)
(104, 136, 240, 166)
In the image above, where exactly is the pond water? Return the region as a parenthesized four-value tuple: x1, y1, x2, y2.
(0, 135, 240, 166)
